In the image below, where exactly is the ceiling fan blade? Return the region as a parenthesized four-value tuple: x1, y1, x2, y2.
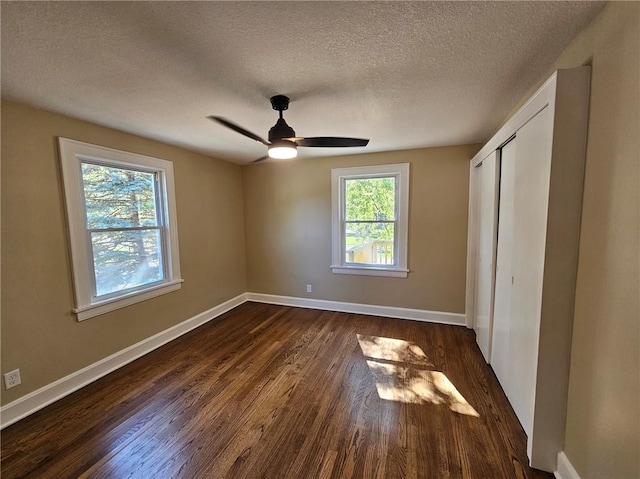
(208, 116, 270, 146)
(294, 137, 369, 148)
(252, 155, 269, 163)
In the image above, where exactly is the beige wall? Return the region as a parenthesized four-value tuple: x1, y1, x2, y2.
(243, 145, 479, 313)
(514, 3, 639, 477)
(1, 100, 247, 405)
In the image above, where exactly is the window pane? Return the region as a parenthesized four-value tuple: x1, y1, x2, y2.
(81, 162, 159, 229)
(91, 229, 164, 297)
(345, 222, 395, 265)
(345, 177, 396, 221)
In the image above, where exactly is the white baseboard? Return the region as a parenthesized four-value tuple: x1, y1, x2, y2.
(555, 451, 581, 479)
(1, 292, 465, 429)
(246, 292, 467, 326)
(0, 293, 248, 430)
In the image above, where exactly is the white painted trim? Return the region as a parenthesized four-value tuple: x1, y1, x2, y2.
(0, 293, 247, 430)
(246, 293, 466, 326)
(331, 163, 410, 276)
(75, 279, 184, 321)
(330, 266, 409, 278)
(471, 72, 557, 167)
(464, 161, 478, 328)
(555, 451, 581, 479)
(58, 137, 182, 321)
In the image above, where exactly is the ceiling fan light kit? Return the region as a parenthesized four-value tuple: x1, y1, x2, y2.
(268, 139, 298, 159)
(209, 95, 369, 163)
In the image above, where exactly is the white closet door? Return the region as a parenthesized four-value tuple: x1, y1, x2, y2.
(509, 106, 554, 443)
(490, 139, 516, 390)
(466, 67, 590, 472)
(473, 152, 499, 362)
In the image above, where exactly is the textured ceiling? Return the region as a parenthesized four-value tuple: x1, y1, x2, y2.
(1, 1, 605, 164)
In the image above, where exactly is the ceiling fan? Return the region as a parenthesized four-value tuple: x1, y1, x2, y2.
(208, 95, 369, 162)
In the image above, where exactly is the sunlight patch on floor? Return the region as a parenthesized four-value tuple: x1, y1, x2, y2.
(357, 335, 479, 417)
(356, 334, 434, 367)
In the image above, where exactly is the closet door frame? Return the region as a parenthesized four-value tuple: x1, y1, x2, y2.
(464, 75, 556, 330)
(464, 66, 591, 472)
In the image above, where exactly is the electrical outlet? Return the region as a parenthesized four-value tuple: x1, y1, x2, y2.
(4, 369, 21, 389)
(306, 284, 312, 293)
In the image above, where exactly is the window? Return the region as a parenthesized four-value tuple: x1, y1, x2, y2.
(59, 138, 182, 320)
(331, 163, 409, 277)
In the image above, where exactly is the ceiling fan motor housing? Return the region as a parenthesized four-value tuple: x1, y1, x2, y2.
(269, 118, 295, 142)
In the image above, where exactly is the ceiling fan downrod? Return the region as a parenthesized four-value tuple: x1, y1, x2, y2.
(268, 95, 295, 141)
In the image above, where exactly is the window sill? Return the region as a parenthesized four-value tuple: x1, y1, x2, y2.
(73, 279, 184, 321)
(330, 266, 409, 278)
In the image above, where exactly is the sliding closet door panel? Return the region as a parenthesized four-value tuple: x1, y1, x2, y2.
(490, 139, 516, 391)
(473, 152, 499, 362)
(509, 106, 554, 440)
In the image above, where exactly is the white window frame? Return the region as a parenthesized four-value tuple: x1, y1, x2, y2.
(59, 138, 183, 321)
(331, 163, 410, 278)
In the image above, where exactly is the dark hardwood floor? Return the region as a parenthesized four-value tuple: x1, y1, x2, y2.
(1, 302, 553, 478)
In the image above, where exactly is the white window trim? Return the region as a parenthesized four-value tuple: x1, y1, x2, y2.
(58, 138, 183, 321)
(331, 163, 410, 278)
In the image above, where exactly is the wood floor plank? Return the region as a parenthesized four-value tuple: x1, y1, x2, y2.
(1, 303, 554, 479)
